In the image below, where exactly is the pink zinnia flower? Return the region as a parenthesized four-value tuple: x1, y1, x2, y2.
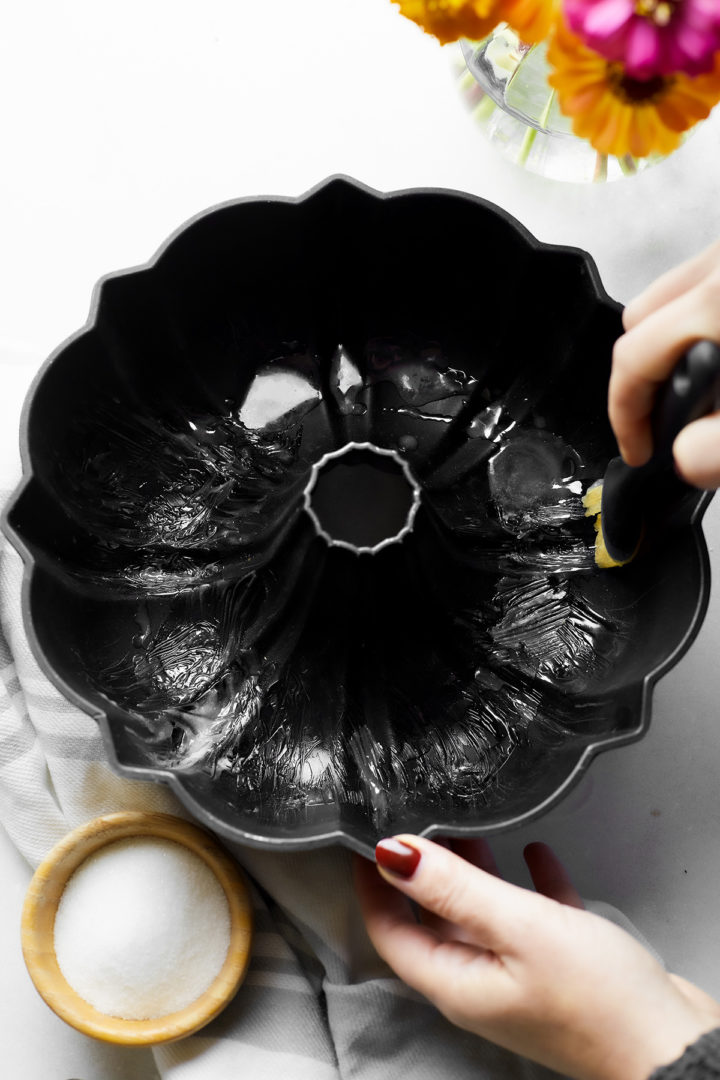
(563, 0, 720, 78)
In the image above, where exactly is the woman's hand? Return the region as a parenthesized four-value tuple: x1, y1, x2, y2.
(353, 835, 720, 1080)
(608, 237, 720, 487)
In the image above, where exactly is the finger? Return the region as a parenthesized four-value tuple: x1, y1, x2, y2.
(523, 843, 585, 910)
(609, 283, 720, 465)
(607, 362, 657, 466)
(353, 848, 431, 956)
(374, 834, 544, 955)
(353, 849, 505, 1014)
(673, 414, 720, 489)
(353, 848, 417, 928)
(417, 838, 502, 942)
(623, 240, 720, 331)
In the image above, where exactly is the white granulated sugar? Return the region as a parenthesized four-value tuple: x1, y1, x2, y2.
(53, 836, 231, 1020)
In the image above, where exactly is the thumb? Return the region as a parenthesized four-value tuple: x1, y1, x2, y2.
(673, 414, 720, 489)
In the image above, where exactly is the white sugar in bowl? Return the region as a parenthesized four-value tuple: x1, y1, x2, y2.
(21, 811, 253, 1045)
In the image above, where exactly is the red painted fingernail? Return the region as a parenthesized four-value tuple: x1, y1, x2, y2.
(375, 838, 421, 878)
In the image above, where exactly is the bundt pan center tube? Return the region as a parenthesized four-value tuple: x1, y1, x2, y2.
(2, 177, 712, 858)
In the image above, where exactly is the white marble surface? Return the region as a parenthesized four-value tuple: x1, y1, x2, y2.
(2, 1, 720, 1076)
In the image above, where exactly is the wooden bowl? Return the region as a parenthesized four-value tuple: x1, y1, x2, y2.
(21, 811, 253, 1045)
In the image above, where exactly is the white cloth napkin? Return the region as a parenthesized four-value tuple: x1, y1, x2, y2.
(0, 483, 661, 1080)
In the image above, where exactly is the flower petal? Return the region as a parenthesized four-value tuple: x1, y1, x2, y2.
(665, 20, 720, 74)
(394, 0, 503, 44)
(562, 0, 720, 79)
(627, 107, 651, 157)
(639, 108, 682, 155)
(563, 81, 608, 114)
(623, 17, 662, 77)
(502, 0, 559, 43)
(601, 100, 633, 155)
(584, 0, 634, 39)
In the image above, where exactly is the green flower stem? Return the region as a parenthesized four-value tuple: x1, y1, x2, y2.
(517, 86, 556, 167)
(473, 93, 497, 122)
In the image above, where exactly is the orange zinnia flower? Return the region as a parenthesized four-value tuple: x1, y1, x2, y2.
(502, 0, 560, 43)
(394, 0, 558, 46)
(394, 0, 502, 45)
(547, 18, 720, 158)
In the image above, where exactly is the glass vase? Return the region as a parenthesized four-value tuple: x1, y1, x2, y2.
(455, 25, 670, 183)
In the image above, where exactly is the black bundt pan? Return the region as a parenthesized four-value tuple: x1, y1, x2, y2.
(2, 177, 713, 858)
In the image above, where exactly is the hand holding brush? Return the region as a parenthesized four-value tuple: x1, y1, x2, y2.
(584, 239, 720, 569)
(611, 237, 720, 487)
(585, 339, 720, 568)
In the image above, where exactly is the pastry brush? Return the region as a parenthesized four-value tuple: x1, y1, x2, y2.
(583, 339, 720, 569)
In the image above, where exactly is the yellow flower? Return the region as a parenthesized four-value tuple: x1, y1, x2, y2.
(394, 0, 501, 45)
(501, 0, 560, 43)
(547, 18, 720, 158)
(394, 0, 558, 46)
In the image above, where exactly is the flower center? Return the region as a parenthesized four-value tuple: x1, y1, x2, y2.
(634, 0, 677, 27)
(606, 62, 674, 104)
(304, 443, 420, 555)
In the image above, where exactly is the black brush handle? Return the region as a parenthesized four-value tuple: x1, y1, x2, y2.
(651, 339, 720, 461)
(600, 340, 720, 565)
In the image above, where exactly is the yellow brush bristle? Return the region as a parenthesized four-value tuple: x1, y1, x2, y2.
(582, 484, 602, 518)
(582, 482, 634, 570)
